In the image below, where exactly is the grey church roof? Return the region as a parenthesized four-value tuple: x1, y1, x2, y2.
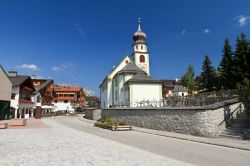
(126, 73, 162, 83)
(118, 62, 145, 74)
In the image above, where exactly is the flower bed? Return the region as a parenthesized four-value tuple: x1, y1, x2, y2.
(94, 117, 132, 131)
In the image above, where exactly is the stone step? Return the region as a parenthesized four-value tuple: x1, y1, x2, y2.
(230, 125, 250, 128)
(234, 117, 250, 120)
(231, 122, 250, 125)
(220, 133, 242, 139)
(233, 119, 250, 122)
(221, 131, 242, 136)
(223, 129, 242, 134)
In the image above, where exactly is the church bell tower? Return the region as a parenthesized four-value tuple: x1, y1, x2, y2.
(131, 17, 150, 75)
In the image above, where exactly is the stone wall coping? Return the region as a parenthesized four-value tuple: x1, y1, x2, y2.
(103, 98, 240, 111)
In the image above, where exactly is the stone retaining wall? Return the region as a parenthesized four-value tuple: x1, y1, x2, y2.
(85, 109, 101, 120)
(102, 99, 242, 137)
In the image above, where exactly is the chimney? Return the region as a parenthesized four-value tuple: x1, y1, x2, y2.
(8, 71, 17, 77)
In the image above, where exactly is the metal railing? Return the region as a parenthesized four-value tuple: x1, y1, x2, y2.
(109, 90, 239, 108)
(218, 103, 243, 127)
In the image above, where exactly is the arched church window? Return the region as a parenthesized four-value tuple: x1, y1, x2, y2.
(140, 55, 145, 63)
(136, 46, 138, 50)
(141, 45, 143, 50)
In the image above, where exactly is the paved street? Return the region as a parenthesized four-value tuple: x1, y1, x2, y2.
(1, 117, 250, 166)
(0, 118, 191, 166)
(54, 116, 250, 166)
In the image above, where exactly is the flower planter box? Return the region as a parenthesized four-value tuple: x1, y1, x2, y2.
(9, 119, 27, 126)
(0, 122, 8, 129)
(94, 122, 132, 131)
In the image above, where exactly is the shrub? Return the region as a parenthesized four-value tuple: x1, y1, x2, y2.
(237, 79, 250, 114)
(98, 117, 127, 126)
(118, 121, 127, 126)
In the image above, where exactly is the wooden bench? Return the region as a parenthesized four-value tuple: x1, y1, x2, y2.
(0, 122, 8, 129)
(9, 119, 27, 126)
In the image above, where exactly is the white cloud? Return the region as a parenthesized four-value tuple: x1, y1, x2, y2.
(204, 29, 210, 33)
(234, 15, 250, 27)
(18, 64, 39, 71)
(181, 29, 187, 35)
(52, 65, 69, 72)
(52, 66, 64, 71)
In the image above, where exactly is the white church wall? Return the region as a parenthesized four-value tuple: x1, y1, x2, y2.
(112, 73, 137, 107)
(119, 74, 135, 106)
(100, 56, 132, 108)
(100, 80, 111, 108)
(117, 74, 128, 106)
(129, 83, 162, 107)
(100, 86, 107, 108)
(107, 80, 112, 107)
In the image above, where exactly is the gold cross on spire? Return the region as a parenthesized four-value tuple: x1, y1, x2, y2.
(137, 17, 141, 31)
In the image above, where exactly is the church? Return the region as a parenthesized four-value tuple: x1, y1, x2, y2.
(99, 18, 162, 108)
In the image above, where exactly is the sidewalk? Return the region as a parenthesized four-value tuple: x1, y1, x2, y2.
(133, 127, 250, 151)
(1, 118, 50, 129)
(76, 114, 250, 151)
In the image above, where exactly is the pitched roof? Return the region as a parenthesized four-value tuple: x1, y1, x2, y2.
(0, 65, 12, 84)
(126, 73, 162, 83)
(161, 80, 180, 87)
(34, 79, 53, 94)
(173, 85, 187, 92)
(99, 55, 131, 87)
(9, 75, 30, 86)
(118, 62, 145, 74)
(53, 86, 82, 92)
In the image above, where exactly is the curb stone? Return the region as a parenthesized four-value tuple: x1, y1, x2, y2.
(75, 116, 250, 151)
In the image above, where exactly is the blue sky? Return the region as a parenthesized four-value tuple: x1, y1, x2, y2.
(1, 0, 250, 94)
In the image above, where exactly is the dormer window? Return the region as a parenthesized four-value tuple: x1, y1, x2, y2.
(140, 55, 145, 63)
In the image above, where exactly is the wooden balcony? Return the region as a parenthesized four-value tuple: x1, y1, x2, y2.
(19, 99, 34, 104)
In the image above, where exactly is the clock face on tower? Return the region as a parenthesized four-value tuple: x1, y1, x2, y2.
(138, 64, 147, 72)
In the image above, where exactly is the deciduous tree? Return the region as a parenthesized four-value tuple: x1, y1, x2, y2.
(181, 65, 196, 94)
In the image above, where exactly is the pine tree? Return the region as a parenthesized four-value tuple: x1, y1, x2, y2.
(199, 55, 216, 92)
(218, 38, 233, 89)
(181, 65, 196, 94)
(232, 33, 250, 87)
(247, 38, 250, 80)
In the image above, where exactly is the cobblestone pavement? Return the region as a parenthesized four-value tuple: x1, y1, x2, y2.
(0, 119, 191, 166)
(55, 116, 250, 166)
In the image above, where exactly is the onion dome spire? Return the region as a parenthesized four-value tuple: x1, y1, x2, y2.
(133, 17, 146, 42)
